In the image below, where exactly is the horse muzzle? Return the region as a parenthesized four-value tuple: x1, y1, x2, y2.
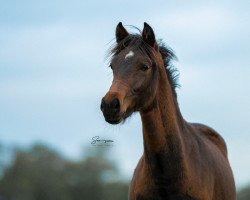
(100, 79, 133, 124)
(100, 94, 124, 124)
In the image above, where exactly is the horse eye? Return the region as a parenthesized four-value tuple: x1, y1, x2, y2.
(141, 64, 150, 71)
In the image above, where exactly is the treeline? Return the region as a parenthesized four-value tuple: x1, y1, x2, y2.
(238, 185, 250, 200)
(0, 143, 250, 200)
(0, 144, 129, 200)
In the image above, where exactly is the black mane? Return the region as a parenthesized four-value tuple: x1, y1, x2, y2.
(109, 34, 179, 97)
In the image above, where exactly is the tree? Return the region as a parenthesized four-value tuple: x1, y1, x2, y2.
(0, 144, 129, 200)
(238, 184, 250, 200)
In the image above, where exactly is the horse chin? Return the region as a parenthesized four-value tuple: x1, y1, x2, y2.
(104, 109, 135, 125)
(103, 114, 122, 124)
(106, 118, 122, 125)
(122, 108, 134, 121)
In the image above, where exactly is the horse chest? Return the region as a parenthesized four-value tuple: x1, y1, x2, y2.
(129, 161, 186, 200)
(130, 162, 153, 195)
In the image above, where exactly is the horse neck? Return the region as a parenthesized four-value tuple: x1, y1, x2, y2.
(140, 65, 186, 164)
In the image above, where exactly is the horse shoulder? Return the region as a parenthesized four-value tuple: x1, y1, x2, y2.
(190, 123, 228, 157)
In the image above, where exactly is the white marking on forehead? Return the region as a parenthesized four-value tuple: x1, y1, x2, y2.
(125, 51, 134, 59)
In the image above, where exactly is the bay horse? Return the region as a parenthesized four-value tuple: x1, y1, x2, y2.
(100, 22, 236, 200)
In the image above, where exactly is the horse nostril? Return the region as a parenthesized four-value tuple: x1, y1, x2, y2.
(111, 98, 120, 111)
(101, 99, 105, 111)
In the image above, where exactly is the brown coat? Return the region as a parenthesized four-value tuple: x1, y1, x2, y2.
(101, 22, 236, 200)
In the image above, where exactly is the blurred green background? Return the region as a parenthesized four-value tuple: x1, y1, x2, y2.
(0, 143, 129, 200)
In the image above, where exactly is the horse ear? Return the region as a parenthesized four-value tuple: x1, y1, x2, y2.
(142, 22, 156, 47)
(116, 22, 129, 43)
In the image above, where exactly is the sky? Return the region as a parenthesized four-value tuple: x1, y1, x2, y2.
(0, 0, 250, 188)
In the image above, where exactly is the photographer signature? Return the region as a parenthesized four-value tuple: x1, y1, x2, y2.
(91, 136, 114, 146)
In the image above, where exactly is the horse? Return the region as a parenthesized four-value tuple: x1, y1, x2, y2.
(100, 22, 236, 200)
